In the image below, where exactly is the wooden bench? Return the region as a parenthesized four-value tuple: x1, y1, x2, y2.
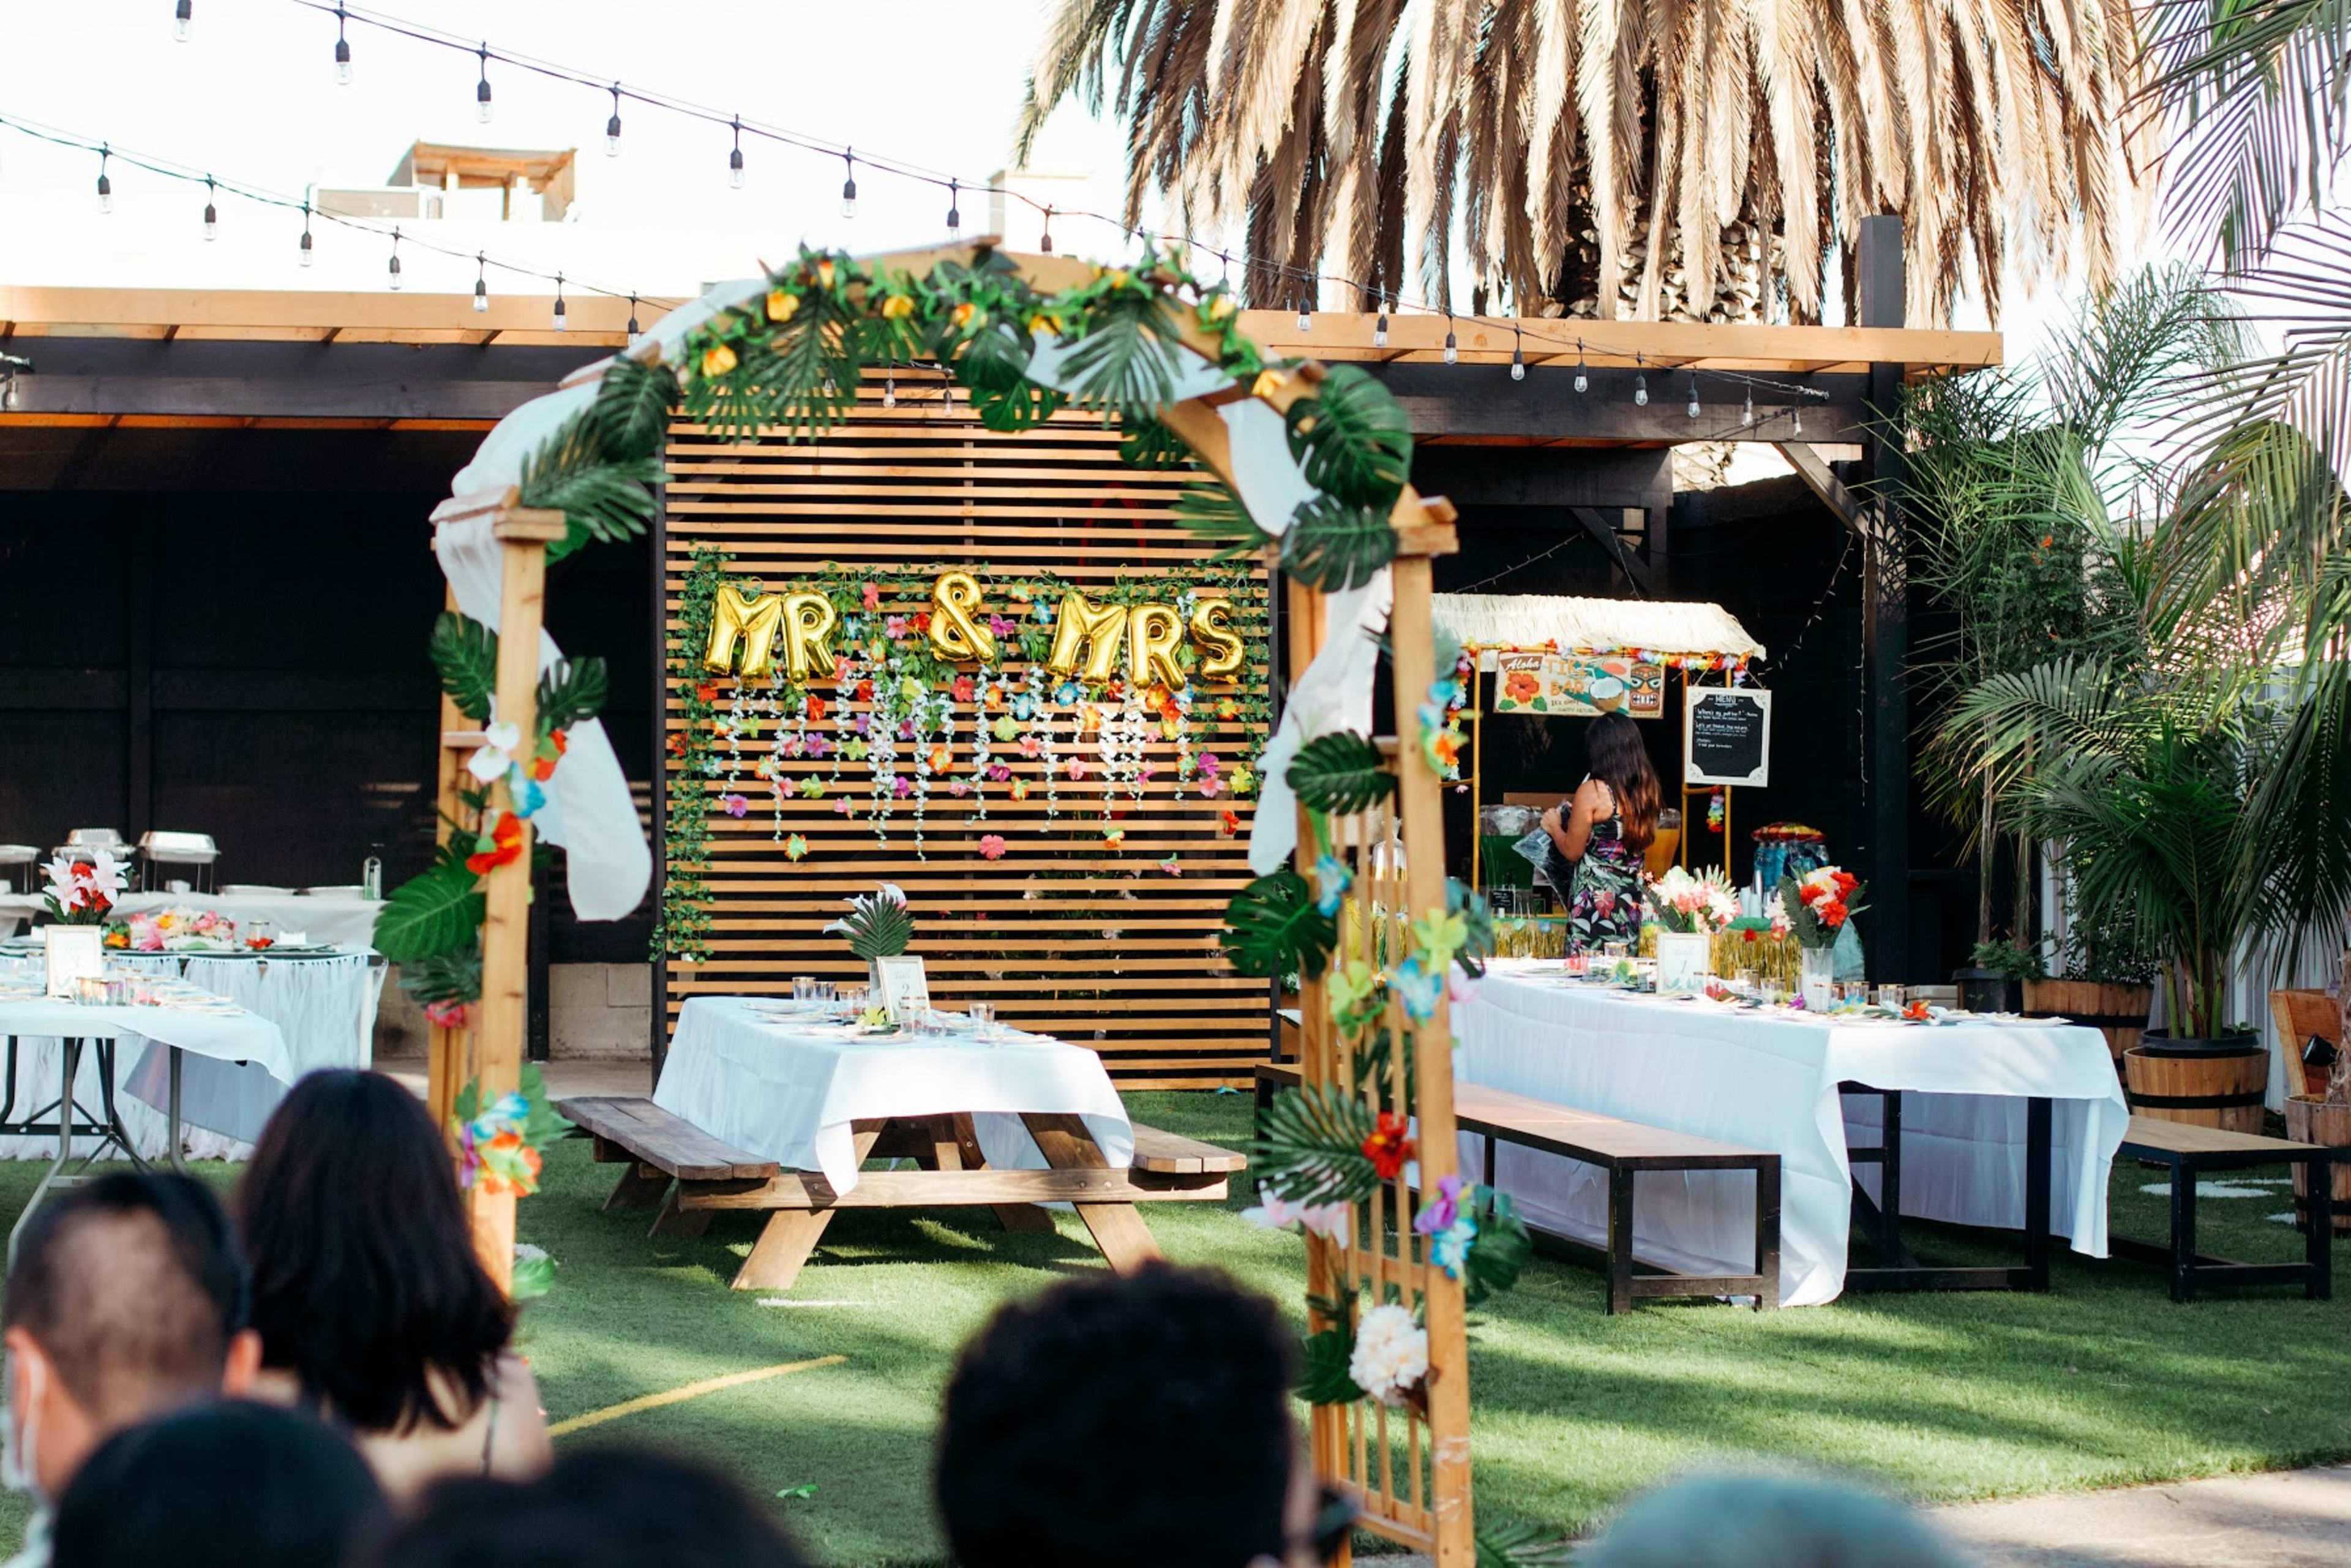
(1253, 1063, 1780, 1313)
(558, 1096, 1243, 1292)
(2109, 1114, 2334, 1303)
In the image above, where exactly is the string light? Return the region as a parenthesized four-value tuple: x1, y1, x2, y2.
(201, 175, 218, 241)
(1686, 371, 1701, 419)
(1633, 355, 1649, 407)
(1573, 340, 1588, 394)
(333, 6, 352, 83)
(1510, 326, 1525, 381)
(1295, 279, 1313, 333)
(1791, 403, 1804, 436)
(604, 86, 622, 156)
(473, 253, 489, 312)
(1039, 206, 1053, 253)
(386, 226, 403, 290)
(883, 372, 897, 409)
(552, 274, 567, 331)
(939, 178, 958, 238)
(1373, 297, 1390, 349)
(96, 144, 112, 214)
(1442, 315, 1458, 365)
(727, 116, 745, 188)
(298, 202, 313, 266)
(626, 294, 641, 339)
(474, 44, 493, 123)
(173, 0, 192, 42)
(1742, 387, 1755, 426)
(839, 149, 857, 217)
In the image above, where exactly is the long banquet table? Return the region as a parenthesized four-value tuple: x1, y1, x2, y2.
(1453, 963, 2130, 1305)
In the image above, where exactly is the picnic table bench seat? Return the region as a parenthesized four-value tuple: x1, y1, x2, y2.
(558, 1095, 1240, 1291)
(2110, 1114, 2333, 1302)
(1253, 1063, 1780, 1312)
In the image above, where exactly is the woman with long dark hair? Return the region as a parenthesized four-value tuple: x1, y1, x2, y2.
(234, 1070, 550, 1506)
(1540, 711, 1661, 953)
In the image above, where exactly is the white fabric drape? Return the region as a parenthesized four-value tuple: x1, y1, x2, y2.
(1453, 965, 2129, 1305)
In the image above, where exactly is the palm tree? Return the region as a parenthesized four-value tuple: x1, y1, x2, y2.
(1017, 0, 2153, 326)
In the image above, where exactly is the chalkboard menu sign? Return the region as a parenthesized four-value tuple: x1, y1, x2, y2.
(1683, 689, 1771, 787)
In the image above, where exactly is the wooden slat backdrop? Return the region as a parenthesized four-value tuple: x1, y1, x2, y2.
(662, 371, 1274, 1087)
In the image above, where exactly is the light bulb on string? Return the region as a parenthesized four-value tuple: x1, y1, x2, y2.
(1573, 340, 1588, 394)
(1741, 386, 1755, 426)
(1510, 327, 1526, 381)
(552, 275, 567, 331)
(97, 144, 113, 214)
(334, 6, 352, 83)
(173, 0, 191, 42)
(945, 179, 961, 238)
(1686, 372, 1700, 419)
(626, 295, 641, 340)
(727, 116, 744, 189)
(475, 45, 494, 123)
(1039, 206, 1054, 253)
(1442, 317, 1459, 365)
(387, 227, 403, 291)
(605, 86, 623, 156)
(1373, 296, 1390, 349)
(298, 203, 313, 267)
(839, 151, 857, 217)
(201, 176, 218, 241)
(1791, 402, 1803, 436)
(473, 254, 489, 313)
(883, 372, 897, 410)
(1295, 280, 1313, 334)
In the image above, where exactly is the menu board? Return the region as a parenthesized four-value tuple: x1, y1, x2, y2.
(1494, 652, 1665, 718)
(1683, 689, 1771, 786)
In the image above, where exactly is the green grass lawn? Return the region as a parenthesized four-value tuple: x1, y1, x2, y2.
(2, 1090, 2345, 1564)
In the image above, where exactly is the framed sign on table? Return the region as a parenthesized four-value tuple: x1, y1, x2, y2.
(872, 956, 931, 1023)
(43, 927, 105, 997)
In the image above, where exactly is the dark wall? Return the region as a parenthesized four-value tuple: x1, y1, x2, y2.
(0, 489, 653, 957)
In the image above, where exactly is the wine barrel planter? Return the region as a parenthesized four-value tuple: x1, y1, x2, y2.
(2123, 1034, 2268, 1133)
(2282, 1097, 2351, 1237)
(2022, 980, 2153, 1063)
(2269, 989, 2342, 1098)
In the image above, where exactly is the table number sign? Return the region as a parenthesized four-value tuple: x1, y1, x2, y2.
(43, 926, 105, 998)
(872, 956, 931, 1024)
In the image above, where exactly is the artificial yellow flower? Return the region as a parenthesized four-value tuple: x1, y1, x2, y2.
(814, 258, 837, 289)
(950, 301, 986, 331)
(767, 289, 800, 323)
(1205, 294, 1237, 321)
(880, 293, 915, 320)
(1106, 269, 1131, 288)
(1027, 312, 1057, 335)
(700, 343, 738, 377)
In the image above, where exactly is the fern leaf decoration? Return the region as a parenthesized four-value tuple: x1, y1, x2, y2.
(1220, 867, 1337, 981)
(1282, 494, 1398, 591)
(517, 409, 662, 561)
(1286, 732, 1395, 816)
(1057, 290, 1180, 417)
(823, 883, 913, 961)
(1253, 1083, 1378, 1204)
(1286, 365, 1412, 509)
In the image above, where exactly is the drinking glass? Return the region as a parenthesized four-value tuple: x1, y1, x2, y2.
(793, 975, 817, 1003)
(1875, 984, 1907, 1010)
(969, 1002, 996, 1037)
(814, 981, 835, 1004)
(838, 984, 868, 1019)
(1734, 967, 1759, 995)
(1840, 981, 1870, 1007)
(1600, 940, 1629, 962)
(1761, 981, 1790, 1007)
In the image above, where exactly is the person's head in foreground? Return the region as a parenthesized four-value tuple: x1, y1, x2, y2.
(50, 1400, 384, 1568)
(235, 1068, 550, 1501)
(1577, 1471, 1975, 1568)
(938, 1261, 1342, 1568)
(2, 1171, 260, 1504)
(367, 1447, 808, 1567)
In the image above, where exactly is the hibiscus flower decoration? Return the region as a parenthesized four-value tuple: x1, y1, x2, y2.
(807, 694, 828, 721)
(784, 833, 809, 862)
(465, 811, 525, 875)
(1361, 1112, 1414, 1180)
(1502, 669, 1541, 703)
(1220, 809, 1241, 836)
(978, 834, 1007, 860)
(951, 675, 977, 703)
(721, 793, 749, 818)
(860, 583, 881, 610)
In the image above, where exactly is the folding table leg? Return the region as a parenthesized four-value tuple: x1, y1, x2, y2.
(2169, 1156, 2197, 1304)
(8, 1038, 83, 1266)
(2307, 1154, 2333, 1302)
(2023, 1097, 2052, 1291)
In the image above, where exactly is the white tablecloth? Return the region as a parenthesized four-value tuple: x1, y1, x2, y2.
(655, 996, 1134, 1192)
(1453, 965, 2131, 1306)
(0, 950, 378, 1157)
(0, 892, 383, 948)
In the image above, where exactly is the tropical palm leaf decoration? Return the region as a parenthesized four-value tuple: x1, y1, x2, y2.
(1285, 731, 1395, 816)
(1220, 866, 1338, 980)
(1282, 495, 1398, 592)
(1287, 366, 1412, 509)
(1253, 1081, 1379, 1204)
(823, 883, 915, 962)
(428, 612, 498, 724)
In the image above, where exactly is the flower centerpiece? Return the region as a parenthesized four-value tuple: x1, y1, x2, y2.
(107, 907, 239, 953)
(1646, 866, 1739, 991)
(1780, 866, 1864, 1007)
(823, 882, 913, 988)
(42, 851, 124, 926)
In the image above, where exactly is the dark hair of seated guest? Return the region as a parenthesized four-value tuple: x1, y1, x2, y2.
(369, 1448, 809, 1568)
(936, 1261, 1297, 1567)
(234, 1069, 512, 1433)
(51, 1400, 386, 1568)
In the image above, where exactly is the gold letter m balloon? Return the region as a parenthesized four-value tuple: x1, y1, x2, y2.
(703, 585, 784, 678)
(1046, 592, 1130, 683)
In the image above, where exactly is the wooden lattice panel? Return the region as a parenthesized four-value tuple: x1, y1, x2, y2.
(661, 372, 1273, 1087)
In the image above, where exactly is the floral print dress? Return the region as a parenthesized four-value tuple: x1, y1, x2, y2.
(1562, 784, 1646, 955)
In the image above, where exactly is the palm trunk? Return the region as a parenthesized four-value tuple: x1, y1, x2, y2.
(1976, 781, 1995, 947)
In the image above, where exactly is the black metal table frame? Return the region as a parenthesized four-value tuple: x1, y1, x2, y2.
(2, 1033, 194, 1262)
(1838, 1082, 2054, 1293)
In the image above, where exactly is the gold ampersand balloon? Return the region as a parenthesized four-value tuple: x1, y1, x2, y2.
(1046, 592, 1130, 682)
(928, 571, 997, 662)
(1127, 603, 1185, 689)
(778, 592, 839, 684)
(1187, 597, 1246, 680)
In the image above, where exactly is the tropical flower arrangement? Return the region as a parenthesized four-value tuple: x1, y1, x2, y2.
(452, 1064, 569, 1201)
(824, 883, 912, 961)
(42, 851, 125, 925)
(1646, 866, 1742, 934)
(105, 906, 238, 953)
(1779, 866, 1864, 950)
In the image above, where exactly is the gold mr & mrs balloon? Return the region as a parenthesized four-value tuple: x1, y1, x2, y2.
(703, 573, 1247, 686)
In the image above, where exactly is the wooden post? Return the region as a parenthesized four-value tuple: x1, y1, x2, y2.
(426, 580, 473, 1133)
(467, 499, 567, 1294)
(1388, 550, 1474, 1562)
